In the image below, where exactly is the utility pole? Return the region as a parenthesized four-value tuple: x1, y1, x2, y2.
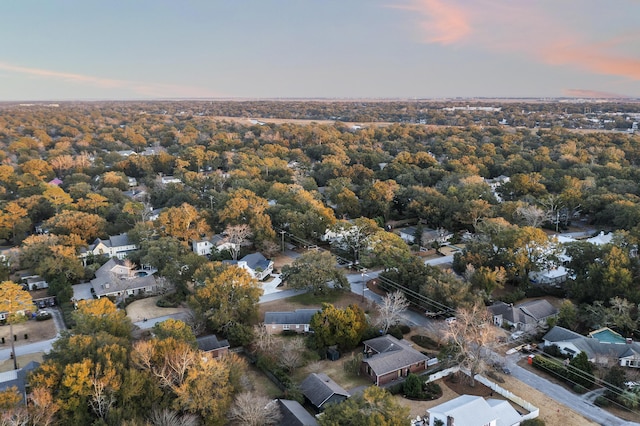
(361, 268, 367, 302)
(280, 230, 286, 252)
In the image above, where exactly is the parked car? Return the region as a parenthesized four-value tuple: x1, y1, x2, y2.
(445, 317, 457, 325)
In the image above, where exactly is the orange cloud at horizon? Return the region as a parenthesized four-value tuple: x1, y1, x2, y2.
(399, 0, 640, 81)
(0, 62, 222, 98)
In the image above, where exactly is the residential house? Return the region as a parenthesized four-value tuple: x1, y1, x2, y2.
(264, 309, 321, 334)
(277, 399, 318, 426)
(160, 175, 182, 185)
(81, 233, 138, 261)
(0, 361, 40, 404)
(299, 373, 350, 412)
(488, 299, 558, 332)
(427, 394, 523, 426)
(226, 252, 274, 280)
(543, 326, 640, 368)
(191, 234, 236, 256)
(398, 226, 452, 247)
(21, 275, 48, 290)
(91, 258, 157, 301)
(361, 334, 432, 386)
(196, 334, 230, 358)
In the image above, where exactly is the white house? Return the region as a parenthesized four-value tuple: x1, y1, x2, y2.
(398, 226, 452, 247)
(191, 234, 236, 256)
(543, 326, 640, 368)
(427, 394, 522, 426)
(225, 253, 274, 280)
(81, 234, 138, 262)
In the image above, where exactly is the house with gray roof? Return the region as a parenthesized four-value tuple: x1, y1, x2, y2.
(489, 299, 558, 332)
(196, 334, 230, 358)
(80, 233, 138, 262)
(361, 334, 431, 386)
(427, 394, 523, 426)
(264, 309, 321, 334)
(299, 373, 349, 412)
(543, 325, 640, 368)
(278, 399, 318, 426)
(91, 258, 157, 301)
(0, 361, 40, 404)
(225, 252, 274, 280)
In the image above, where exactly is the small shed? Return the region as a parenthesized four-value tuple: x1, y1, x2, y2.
(327, 348, 340, 361)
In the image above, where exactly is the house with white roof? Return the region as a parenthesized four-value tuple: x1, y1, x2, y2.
(427, 394, 523, 426)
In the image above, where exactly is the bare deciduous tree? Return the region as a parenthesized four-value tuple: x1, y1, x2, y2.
(278, 337, 306, 372)
(252, 323, 275, 353)
(375, 291, 409, 333)
(515, 204, 546, 228)
(225, 224, 252, 260)
(444, 303, 498, 386)
(148, 408, 199, 426)
(228, 392, 282, 426)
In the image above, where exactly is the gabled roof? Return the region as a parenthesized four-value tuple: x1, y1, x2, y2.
(362, 334, 430, 377)
(299, 373, 349, 409)
(0, 361, 40, 403)
(278, 399, 318, 426)
(428, 395, 522, 426)
(196, 334, 230, 352)
(241, 252, 272, 270)
(518, 299, 558, 321)
(543, 325, 584, 343)
(264, 309, 320, 325)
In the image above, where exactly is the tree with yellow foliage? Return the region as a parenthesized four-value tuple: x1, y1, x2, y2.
(0, 281, 33, 370)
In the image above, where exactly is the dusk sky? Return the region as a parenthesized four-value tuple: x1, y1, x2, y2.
(2, 0, 639, 101)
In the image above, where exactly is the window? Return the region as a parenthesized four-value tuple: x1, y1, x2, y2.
(283, 324, 290, 330)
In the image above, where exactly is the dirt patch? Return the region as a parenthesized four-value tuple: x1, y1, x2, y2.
(0, 352, 44, 373)
(125, 296, 189, 322)
(0, 318, 56, 348)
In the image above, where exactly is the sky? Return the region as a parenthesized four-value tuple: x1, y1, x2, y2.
(1, 0, 640, 101)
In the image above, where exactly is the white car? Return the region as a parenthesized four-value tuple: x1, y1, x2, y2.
(445, 317, 457, 325)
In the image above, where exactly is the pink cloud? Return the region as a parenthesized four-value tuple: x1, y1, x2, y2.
(397, 0, 640, 81)
(0, 62, 222, 98)
(563, 89, 630, 99)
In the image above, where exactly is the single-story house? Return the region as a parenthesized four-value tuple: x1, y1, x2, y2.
(264, 309, 321, 334)
(488, 299, 558, 332)
(91, 258, 157, 300)
(277, 399, 318, 426)
(196, 334, 230, 358)
(19, 274, 48, 290)
(0, 361, 40, 404)
(543, 326, 640, 368)
(80, 233, 138, 262)
(299, 373, 350, 412)
(361, 334, 432, 386)
(427, 394, 523, 426)
(225, 252, 274, 280)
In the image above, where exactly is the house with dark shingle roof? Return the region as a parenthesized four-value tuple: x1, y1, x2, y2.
(361, 334, 431, 386)
(488, 299, 558, 332)
(299, 373, 349, 412)
(0, 361, 40, 404)
(278, 399, 319, 426)
(543, 325, 640, 368)
(264, 309, 321, 334)
(225, 252, 274, 280)
(196, 334, 230, 358)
